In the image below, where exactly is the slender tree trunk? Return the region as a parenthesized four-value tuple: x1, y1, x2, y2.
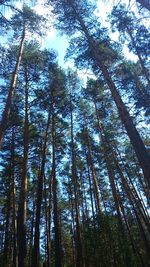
(81, 173, 89, 221)
(44, 174, 53, 267)
(85, 130, 101, 212)
(68, 177, 76, 267)
(94, 102, 122, 220)
(29, 193, 35, 267)
(3, 171, 11, 267)
(31, 111, 51, 267)
(17, 63, 29, 267)
(11, 127, 18, 267)
(86, 162, 95, 222)
(0, 24, 25, 149)
(70, 91, 83, 267)
(70, 6, 150, 188)
(51, 109, 62, 267)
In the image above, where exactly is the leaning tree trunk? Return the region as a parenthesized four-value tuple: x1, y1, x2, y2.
(17, 64, 29, 267)
(0, 24, 25, 149)
(70, 6, 150, 188)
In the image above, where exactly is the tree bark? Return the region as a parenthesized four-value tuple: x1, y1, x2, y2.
(17, 63, 29, 267)
(85, 130, 101, 212)
(67, 177, 76, 267)
(44, 174, 53, 267)
(31, 111, 51, 267)
(3, 169, 11, 267)
(29, 193, 35, 267)
(70, 91, 83, 267)
(51, 108, 62, 267)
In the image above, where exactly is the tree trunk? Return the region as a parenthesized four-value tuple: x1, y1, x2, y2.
(0, 24, 25, 149)
(29, 193, 35, 267)
(67, 177, 76, 267)
(31, 111, 51, 267)
(85, 130, 101, 212)
(70, 91, 83, 267)
(51, 109, 62, 267)
(11, 127, 18, 267)
(44, 174, 53, 267)
(86, 162, 95, 221)
(94, 102, 122, 220)
(3, 170, 11, 267)
(17, 63, 29, 267)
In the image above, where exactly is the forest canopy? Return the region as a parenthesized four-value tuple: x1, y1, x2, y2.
(0, 1, 150, 267)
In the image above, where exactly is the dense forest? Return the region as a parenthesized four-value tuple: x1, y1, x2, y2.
(0, 0, 150, 267)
